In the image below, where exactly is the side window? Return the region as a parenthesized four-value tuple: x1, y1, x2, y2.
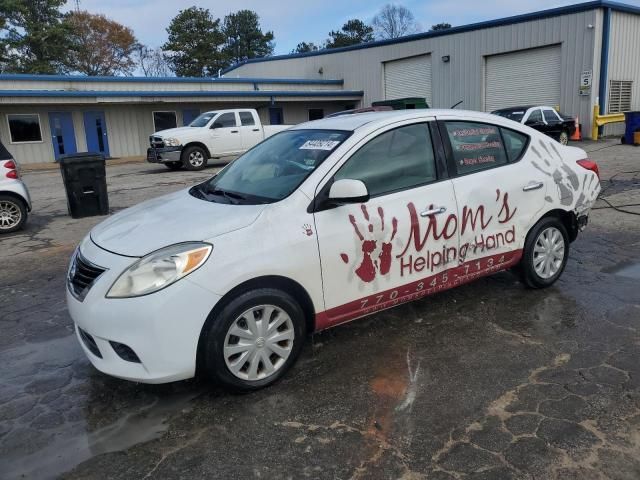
(527, 109, 543, 123)
(543, 109, 559, 123)
(500, 128, 529, 162)
(213, 112, 237, 128)
(444, 121, 508, 174)
(239, 112, 255, 126)
(334, 123, 437, 197)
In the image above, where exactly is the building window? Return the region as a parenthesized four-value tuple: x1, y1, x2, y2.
(7, 114, 43, 143)
(309, 109, 324, 121)
(153, 111, 177, 132)
(608, 80, 632, 113)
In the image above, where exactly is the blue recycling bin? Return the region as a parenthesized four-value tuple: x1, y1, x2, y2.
(623, 111, 640, 145)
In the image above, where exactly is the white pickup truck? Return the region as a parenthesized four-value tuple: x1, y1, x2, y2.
(147, 109, 291, 170)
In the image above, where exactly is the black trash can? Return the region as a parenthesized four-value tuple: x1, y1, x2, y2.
(59, 153, 109, 218)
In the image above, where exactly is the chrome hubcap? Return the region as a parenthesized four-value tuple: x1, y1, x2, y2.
(533, 227, 565, 279)
(559, 132, 569, 145)
(189, 151, 204, 166)
(0, 200, 21, 230)
(223, 305, 295, 381)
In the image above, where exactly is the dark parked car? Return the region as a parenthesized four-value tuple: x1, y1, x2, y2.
(492, 105, 576, 145)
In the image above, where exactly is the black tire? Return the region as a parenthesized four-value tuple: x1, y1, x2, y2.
(181, 145, 208, 171)
(520, 216, 569, 289)
(0, 194, 27, 233)
(164, 161, 183, 170)
(201, 288, 307, 391)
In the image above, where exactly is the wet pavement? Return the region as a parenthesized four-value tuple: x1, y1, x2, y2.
(1, 141, 639, 480)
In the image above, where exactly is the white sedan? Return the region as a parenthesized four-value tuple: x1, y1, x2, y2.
(67, 110, 601, 390)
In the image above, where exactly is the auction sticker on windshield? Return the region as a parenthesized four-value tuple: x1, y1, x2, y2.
(299, 139, 341, 150)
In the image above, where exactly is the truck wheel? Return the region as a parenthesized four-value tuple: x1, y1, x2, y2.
(201, 288, 306, 391)
(181, 146, 208, 171)
(0, 194, 27, 233)
(520, 217, 569, 289)
(164, 161, 183, 171)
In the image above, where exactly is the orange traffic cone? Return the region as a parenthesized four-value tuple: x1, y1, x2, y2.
(570, 116, 582, 141)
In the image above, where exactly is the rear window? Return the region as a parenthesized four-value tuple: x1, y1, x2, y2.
(0, 141, 12, 160)
(493, 110, 525, 122)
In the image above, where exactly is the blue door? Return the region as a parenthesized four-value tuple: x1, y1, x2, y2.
(48, 112, 77, 160)
(269, 107, 284, 125)
(182, 109, 200, 126)
(83, 111, 110, 157)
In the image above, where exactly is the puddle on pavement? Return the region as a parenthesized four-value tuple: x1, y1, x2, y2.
(0, 335, 203, 480)
(602, 260, 640, 280)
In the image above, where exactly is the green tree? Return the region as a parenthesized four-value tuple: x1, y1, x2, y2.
(429, 22, 452, 31)
(0, 0, 73, 73)
(222, 10, 274, 65)
(326, 19, 374, 49)
(291, 41, 320, 54)
(67, 11, 138, 76)
(162, 6, 225, 77)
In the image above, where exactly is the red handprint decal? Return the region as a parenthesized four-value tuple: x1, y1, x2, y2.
(340, 205, 398, 283)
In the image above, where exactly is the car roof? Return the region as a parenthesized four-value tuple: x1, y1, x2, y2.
(291, 109, 508, 132)
(493, 106, 535, 112)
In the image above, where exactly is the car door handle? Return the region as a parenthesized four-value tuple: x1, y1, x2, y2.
(420, 206, 447, 217)
(231, 130, 239, 133)
(252, 129, 260, 132)
(523, 181, 544, 192)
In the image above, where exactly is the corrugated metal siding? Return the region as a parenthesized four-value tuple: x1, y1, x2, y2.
(604, 11, 640, 136)
(485, 45, 561, 111)
(384, 55, 432, 103)
(230, 10, 601, 137)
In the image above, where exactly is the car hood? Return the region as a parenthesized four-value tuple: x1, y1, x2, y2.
(90, 188, 265, 257)
(153, 127, 199, 138)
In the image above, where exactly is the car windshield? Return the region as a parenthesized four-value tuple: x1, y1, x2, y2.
(493, 110, 526, 122)
(195, 129, 350, 204)
(189, 112, 217, 127)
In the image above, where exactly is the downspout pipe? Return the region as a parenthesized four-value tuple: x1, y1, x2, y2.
(598, 6, 611, 134)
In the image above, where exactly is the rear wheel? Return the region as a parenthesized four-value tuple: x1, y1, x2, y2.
(164, 161, 183, 170)
(520, 217, 569, 288)
(0, 194, 27, 233)
(201, 288, 306, 391)
(181, 145, 208, 171)
(558, 129, 569, 145)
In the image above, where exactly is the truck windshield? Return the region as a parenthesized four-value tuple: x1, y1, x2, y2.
(196, 129, 350, 204)
(189, 112, 217, 127)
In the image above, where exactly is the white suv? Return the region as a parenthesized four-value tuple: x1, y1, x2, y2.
(0, 142, 32, 233)
(67, 110, 600, 390)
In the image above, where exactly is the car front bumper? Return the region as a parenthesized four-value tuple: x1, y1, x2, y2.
(147, 147, 182, 164)
(66, 236, 221, 383)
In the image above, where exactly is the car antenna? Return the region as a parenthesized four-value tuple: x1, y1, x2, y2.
(450, 100, 463, 109)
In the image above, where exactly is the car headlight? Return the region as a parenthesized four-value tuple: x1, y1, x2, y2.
(164, 137, 181, 147)
(106, 242, 212, 298)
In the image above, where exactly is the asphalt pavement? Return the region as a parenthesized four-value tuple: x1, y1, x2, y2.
(1, 142, 639, 480)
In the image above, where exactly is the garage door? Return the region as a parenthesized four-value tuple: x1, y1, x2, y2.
(384, 54, 432, 104)
(485, 45, 561, 112)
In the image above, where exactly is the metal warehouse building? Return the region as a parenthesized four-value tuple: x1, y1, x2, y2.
(1, 0, 638, 165)
(0, 76, 362, 164)
(225, 0, 640, 140)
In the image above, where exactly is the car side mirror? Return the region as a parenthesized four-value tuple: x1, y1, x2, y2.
(211, 122, 223, 129)
(525, 120, 541, 127)
(328, 179, 369, 204)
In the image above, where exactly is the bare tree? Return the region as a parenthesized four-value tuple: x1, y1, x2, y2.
(372, 4, 420, 39)
(137, 45, 172, 77)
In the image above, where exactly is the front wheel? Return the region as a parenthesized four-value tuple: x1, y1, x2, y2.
(181, 146, 208, 171)
(520, 217, 569, 288)
(201, 288, 306, 391)
(558, 130, 569, 145)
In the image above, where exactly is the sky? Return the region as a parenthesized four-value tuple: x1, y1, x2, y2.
(69, 0, 640, 55)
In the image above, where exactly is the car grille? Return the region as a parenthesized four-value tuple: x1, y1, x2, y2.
(69, 252, 106, 301)
(149, 136, 165, 148)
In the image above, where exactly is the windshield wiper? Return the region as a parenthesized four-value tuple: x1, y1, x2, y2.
(205, 186, 246, 204)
